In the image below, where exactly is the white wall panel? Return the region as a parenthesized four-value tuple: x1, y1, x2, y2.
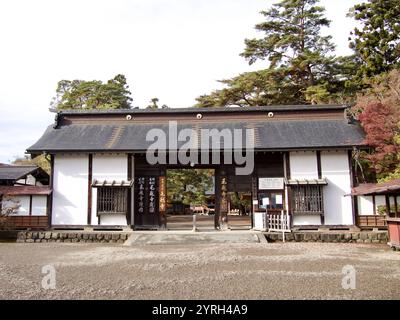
(52, 154, 88, 225)
(32, 195, 47, 216)
(292, 215, 321, 225)
(289, 151, 318, 179)
(357, 196, 374, 216)
(321, 151, 353, 225)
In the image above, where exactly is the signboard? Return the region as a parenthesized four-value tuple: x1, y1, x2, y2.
(148, 177, 156, 214)
(135, 177, 158, 215)
(159, 176, 166, 213)
(258, 177, 284, 190)
(137, 177, 145, 214)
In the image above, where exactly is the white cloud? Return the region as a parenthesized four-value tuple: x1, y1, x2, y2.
(0, 0, 360, 163)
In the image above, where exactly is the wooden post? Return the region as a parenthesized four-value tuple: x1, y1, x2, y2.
(385, 194, 391, 217)
(347, 150, 358, 227)
(87, 154, 93, 225)
(48, 154, 54, 228)
(29, 195, 33, 216)
(127, 154, 133, 226)
(192, 214, 197, 232)
(214, 169, 221, 230)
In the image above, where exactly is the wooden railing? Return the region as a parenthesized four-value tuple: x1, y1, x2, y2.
(267, 211, 291, 232)
(2, 215, 48, 230)
(356, 215, 387, 229)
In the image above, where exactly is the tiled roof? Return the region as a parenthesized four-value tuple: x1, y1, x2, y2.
(0, 185, 52, 196)
(351, 179, 400, 196)
(27, 119, 365, 153)
(0, 166, 38, 181)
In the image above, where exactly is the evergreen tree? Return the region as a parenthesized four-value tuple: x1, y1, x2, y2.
(348, 0, 400, 80)
(51, 74, 132, 110)
(196, 0, 356, 107)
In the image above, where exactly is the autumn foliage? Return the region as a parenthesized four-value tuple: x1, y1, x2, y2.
(358, 102, 400, 174)
(355, 69, 400, 179)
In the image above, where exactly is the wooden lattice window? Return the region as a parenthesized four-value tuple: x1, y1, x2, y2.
(291, 185, 324, 214)
(97, 187, 128, 214)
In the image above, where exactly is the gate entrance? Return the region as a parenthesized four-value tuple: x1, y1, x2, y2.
(166, 168, 215, 231)
(133, 153, 285, 231)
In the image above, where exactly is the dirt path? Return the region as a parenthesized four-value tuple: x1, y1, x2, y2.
(0, 242, 399, 299)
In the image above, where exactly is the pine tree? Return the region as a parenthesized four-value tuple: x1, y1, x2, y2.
(348, 0, 400, 80)
(196, 0, 355, 107)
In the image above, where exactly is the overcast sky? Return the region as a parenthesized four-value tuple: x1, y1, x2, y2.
(0, 0, 360, 163)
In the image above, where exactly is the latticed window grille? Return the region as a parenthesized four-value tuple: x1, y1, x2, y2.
(291, 185, 324, 214)
(97, 187, 128, 214)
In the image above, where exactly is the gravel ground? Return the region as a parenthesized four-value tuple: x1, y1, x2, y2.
(0, 242, 399, 299)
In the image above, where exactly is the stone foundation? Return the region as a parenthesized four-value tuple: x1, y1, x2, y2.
(265, 231, 388, 243)
(0, 230, 389, 244)
(15, 231, 131, 243)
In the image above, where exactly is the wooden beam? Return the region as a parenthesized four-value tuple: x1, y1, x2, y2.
(87, 154, 93, 225)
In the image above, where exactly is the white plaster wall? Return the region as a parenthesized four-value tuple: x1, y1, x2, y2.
(289, 151, 318, 179)
(357, 196, 374, 216)
(91, 154, 128, 226)
(292, 215, 321, 225)
(52, 154, 88, 225)
(32, 196, 47, 216)
(321, 151, 353, 225)
(99, 214, 128, 225)
(3, 196, 30, 216)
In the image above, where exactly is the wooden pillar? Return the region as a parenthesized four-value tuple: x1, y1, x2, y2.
(348, 150, 358, 226)
(385, 194, 391, 217)
(127, 153, 133, 226)
(372, 195, 376, 215)
(87, 154, 93, 225)
(48, 155, 54, 228)
(214, 169, 221, 229)
(29, 195, 33, 215)
(284, 151, 292, 226)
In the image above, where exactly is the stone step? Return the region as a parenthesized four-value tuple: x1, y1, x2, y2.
(124, 232, 266, 245)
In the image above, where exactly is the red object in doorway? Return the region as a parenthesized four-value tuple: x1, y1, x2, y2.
(386, 218, 400, 249)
